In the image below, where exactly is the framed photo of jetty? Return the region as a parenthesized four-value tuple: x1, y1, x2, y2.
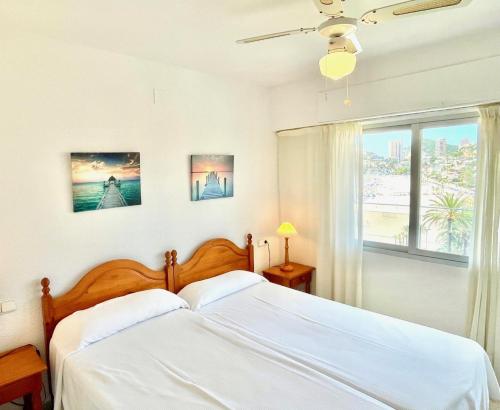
(191, 155, 234, 201)
(71, 152, 142, 212)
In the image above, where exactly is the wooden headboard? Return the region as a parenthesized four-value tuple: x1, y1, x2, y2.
(168, 234, 254, 293)
(40, 255, 171, 395)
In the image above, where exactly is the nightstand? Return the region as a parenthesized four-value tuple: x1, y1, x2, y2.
(263, 262, 315, 293)
(0, 345, 47, 410)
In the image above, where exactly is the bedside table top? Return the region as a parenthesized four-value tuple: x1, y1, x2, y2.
(0, 345, 47, 387)
(263, 262, 315, 279)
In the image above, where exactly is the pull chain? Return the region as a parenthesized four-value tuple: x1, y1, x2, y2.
(344, 75, 352, 107)
(323, 65, 328, 102)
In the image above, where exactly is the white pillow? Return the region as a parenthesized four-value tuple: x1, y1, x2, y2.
(178, 270, 267, 310)
(51, 288, 188, 354)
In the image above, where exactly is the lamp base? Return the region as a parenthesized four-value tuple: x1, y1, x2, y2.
(280, 264, 294, 272)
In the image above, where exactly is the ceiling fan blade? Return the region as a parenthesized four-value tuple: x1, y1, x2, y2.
(361, 0, 473, 25)
(312, 0, 344, 17)
(345, 33, 363, 55)
(236, 27, 317, 44)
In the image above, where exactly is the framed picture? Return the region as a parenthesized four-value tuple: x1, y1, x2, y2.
(191, 155, 234, 201)
(71, 152, 142, 212)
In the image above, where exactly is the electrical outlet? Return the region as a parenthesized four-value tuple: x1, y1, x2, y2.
(0, 300, 16, 313)
(258, 239, 269, 247)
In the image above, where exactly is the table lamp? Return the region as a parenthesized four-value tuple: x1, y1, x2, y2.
(277, 222, 298, 272)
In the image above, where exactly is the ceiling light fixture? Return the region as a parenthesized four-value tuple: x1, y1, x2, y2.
(319, 38, 356, 80)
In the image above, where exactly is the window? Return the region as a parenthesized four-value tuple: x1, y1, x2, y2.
(363, 116, 479, 263)
(363, 128, 412, 245)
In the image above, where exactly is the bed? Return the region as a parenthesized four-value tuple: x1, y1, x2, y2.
(168, 235, 500, 410)
(41, 248, 390, 410)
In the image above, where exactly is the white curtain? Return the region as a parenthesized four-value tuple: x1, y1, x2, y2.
(277, 122, 363, 307)
(469, 104, 500, 375)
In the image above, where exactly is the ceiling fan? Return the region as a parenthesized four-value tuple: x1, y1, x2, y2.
(236, 0, 473, 80)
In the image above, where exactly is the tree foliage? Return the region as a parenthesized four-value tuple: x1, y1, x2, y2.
(422, 192, 473, 255)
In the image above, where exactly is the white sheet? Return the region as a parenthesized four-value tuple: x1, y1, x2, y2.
(50, 289, 188, 410)
(53, 307, 392, 410)
(194, 281, 500, 410)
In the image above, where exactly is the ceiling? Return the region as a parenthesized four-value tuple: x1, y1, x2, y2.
(2, 0, 500, 87)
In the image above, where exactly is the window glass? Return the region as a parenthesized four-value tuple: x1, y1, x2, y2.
(363, 129, 412, 245)
(418, 123, 478, 255)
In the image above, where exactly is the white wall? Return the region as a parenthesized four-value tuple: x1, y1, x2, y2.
(271, 30, 500, 336)
(363, 252, 469, 336)
(0, 33, 280, 354)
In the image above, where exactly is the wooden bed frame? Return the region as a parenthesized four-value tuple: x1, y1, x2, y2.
(40, 254, 172, 395)
(40, 234, 254, 394)
(167, 234, 254, 293)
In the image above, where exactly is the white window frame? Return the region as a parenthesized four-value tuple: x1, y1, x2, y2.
(362, 112, 479, 266)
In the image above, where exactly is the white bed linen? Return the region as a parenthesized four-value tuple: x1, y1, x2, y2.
(193, 281, 500, 410)
(177, 270, 267, 310)
(50, 289, 189, 410)
(53, 307, 392, 410)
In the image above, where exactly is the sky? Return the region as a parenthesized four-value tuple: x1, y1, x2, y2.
(191, 155, 234, 173)
(364, 123, 478, 158)
(71, 152, 141, 183)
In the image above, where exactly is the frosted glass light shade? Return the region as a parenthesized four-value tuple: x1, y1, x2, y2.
(319, 51, 356, 80)
(277, 222, 298, 237)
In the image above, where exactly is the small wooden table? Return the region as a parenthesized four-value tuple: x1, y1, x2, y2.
(0, 345, 47, 410)
(263, 262, 315, 293)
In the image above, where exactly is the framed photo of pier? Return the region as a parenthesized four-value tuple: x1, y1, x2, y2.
(191, 155, 234, 201)
(71, 152, 142, 212)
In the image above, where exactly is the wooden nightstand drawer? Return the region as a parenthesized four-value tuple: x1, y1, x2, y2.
(290, 271, 312, 289)
(265, 275, 288, 287)
(263, 262, 315, 294)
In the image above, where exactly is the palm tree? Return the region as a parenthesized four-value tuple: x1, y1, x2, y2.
(422, 192, 473, 254)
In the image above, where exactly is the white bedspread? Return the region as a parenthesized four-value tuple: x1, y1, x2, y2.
(53, 308, 392, 410)
(196, 281, 500, 410)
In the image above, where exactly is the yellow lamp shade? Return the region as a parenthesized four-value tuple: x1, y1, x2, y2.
(319, 50, 356, 80)
(277, 222, 298, 237)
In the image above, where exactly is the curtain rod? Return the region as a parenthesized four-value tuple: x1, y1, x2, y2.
(275, 100, 499, 134)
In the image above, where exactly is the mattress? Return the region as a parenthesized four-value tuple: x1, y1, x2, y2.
(193, 280, 500, 410)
